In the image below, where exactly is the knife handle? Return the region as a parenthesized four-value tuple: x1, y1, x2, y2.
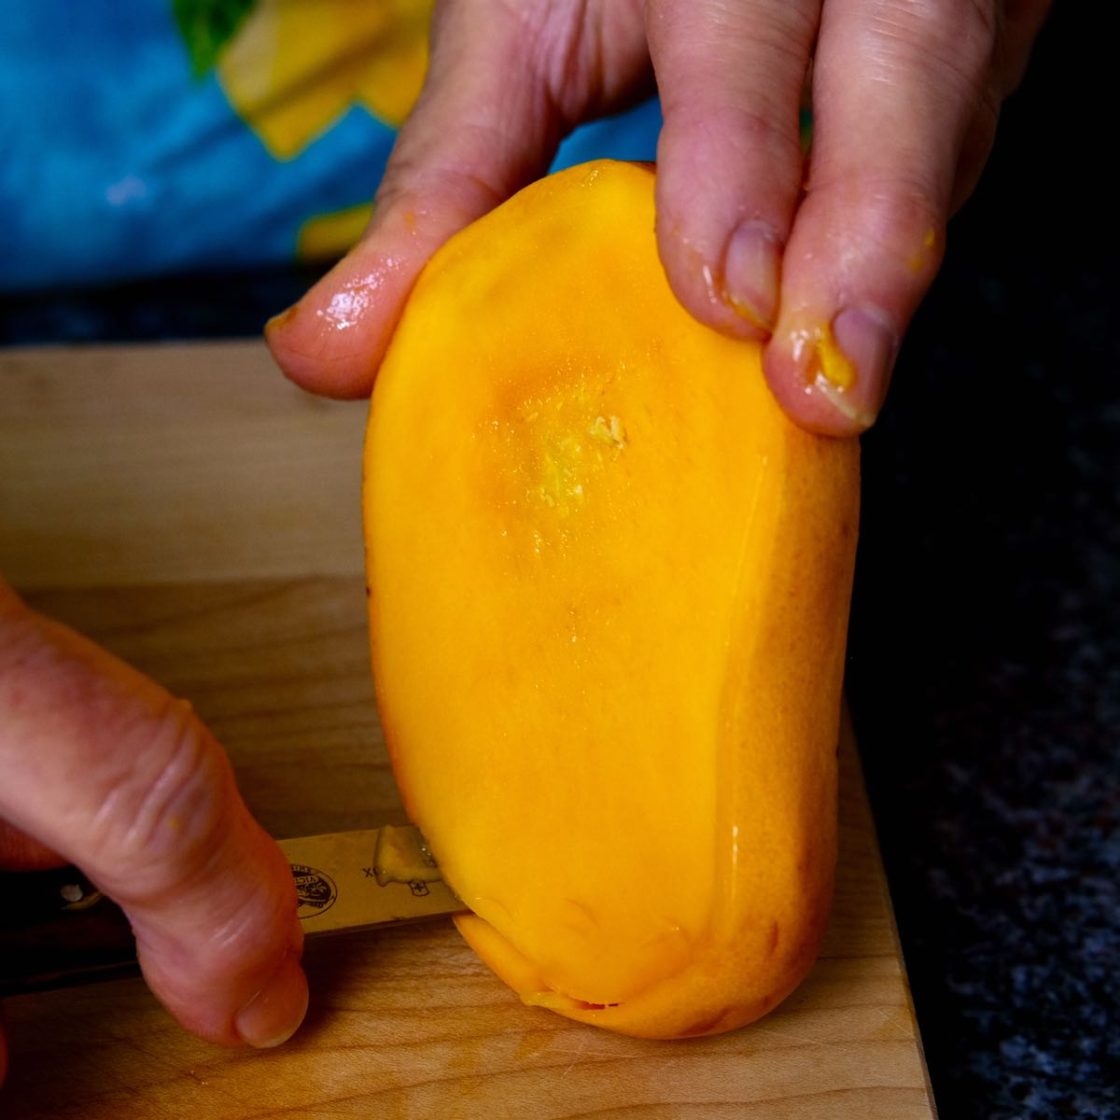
(1, 827, 454, 998)
(0, 866, 138, 997)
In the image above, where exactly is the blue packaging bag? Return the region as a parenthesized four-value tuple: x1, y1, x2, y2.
(0, 1, 661, 292)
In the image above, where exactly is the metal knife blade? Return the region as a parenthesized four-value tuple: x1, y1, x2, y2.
(0, 826, 464, 998)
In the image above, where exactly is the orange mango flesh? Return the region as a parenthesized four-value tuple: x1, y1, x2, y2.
(364, 160, 860, 1039)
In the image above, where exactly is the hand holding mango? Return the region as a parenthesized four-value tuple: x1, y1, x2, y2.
(267, 0, 1049, 434)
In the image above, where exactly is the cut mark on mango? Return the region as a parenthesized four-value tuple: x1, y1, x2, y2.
(522, 989, 621, 1012)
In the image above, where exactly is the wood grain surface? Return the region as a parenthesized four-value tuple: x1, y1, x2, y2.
(0, 342, 935, 1119)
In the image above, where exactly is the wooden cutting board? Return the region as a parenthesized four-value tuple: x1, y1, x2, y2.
(0, 341, 936, 1119)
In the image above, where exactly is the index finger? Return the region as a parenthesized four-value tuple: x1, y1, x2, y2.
(0, 585, 307, 1049)
(646, 0, 820, 337)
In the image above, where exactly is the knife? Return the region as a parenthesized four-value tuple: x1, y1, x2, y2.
(0, 826, 465, 997)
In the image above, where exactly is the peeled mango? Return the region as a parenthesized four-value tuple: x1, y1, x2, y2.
(364, 160, 860, 1039)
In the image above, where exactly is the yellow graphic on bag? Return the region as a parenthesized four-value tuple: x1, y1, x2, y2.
(215, 0, 433, 160)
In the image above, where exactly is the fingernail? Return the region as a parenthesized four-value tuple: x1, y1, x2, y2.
(235, 952, 309, 1049)
(722, 220, 780, 333)
(811, 307, 897, 428)
(264, 305, 297, 338)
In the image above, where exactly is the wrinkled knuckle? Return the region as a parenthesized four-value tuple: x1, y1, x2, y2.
(91, 698, 229, 901)
(746, 8, 816, 72)
(726, 103, 800, 158)
(888, 0, 998, 50)
(433, 161, 512, 214)
(811, 166, 942, 227)
(661, 99, 803, 223)
(809, 168, 944, 273)
(862, 174, 944, 252)
(959, 0, 1001, 93)
(871, 0, 997, 87)
(883, 172, 942, 223)
(965, 0, 1000, 49)
(949, 0, 999, 73)
(975, 78, 1002, 135)
(381, 138, 513, 218)
(668, 98, 792, 157)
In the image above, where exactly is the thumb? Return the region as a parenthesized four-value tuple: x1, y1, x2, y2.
(0, 582, 307, 1049)
(265, 0, 572, 399)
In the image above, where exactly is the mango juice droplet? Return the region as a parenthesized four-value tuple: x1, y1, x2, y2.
(809, 322, 857, 392)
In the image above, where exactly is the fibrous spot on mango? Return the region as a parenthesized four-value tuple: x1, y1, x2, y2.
(587, 414, 627, 451)
(477, 374, 629, 539)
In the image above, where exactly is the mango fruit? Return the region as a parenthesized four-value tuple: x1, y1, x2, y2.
(364, 160, 860, 1039)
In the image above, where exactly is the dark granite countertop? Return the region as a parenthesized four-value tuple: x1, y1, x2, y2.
(844, 10, 1118, 1114)
(2, 7, 1115, 1118)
